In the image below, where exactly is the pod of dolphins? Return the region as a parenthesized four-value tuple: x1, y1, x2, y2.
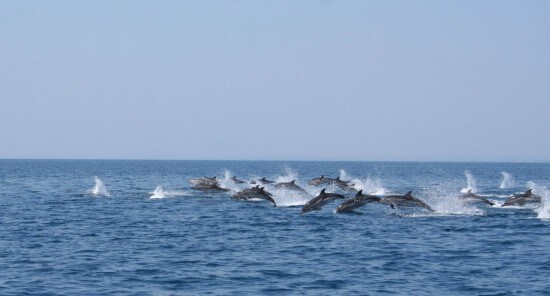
(189, 175, 543, 214)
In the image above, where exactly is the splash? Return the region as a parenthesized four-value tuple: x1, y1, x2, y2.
(339, 169, 350, 181)
(271, 189, 312, 207)
(90, 176, 109, 196)
(275, 166, 299, 183)
(339, 170, 386, 195)
(150, 186, 191, 199)
(218, 170, 246, 192)
(425, 185, 484, 216)
(527, 182, 550, 220)
(269, 166, 312, 207)
(150, 186, 167, 199)
(499, 172, 514, 189)
(356, 176, 386, 195)
(460, 170, 477, 193)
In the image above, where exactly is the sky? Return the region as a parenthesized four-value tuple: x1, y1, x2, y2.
(1, 1, 549, 161)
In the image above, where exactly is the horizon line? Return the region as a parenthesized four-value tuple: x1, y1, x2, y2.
(0, 157, 548, 164)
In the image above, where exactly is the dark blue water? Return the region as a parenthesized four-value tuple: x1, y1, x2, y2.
(1, 160, 550, 295)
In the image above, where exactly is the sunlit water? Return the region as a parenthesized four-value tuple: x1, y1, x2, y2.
(1, 160, 549, 295)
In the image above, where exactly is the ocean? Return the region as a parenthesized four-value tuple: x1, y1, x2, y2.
(1, 160, 549, 295)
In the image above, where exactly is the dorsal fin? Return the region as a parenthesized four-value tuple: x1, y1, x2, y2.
(291, 180, 295, 184)
(336, 177, 340, 180)
(320, 188, 326, 195)
(260, 187, 265, 191)
(255, 185, 260, 189)
(404, 191, 413, 198)
(526, 189, 532, 195)
(355, 190, 363, 197)
(467, 189, 472, 194)
(320, 175, 324, 179)
(212, 176, 216, 179)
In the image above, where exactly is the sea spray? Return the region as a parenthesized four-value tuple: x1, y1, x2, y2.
(339, 169, 351, 181)
(527, 182, 549, 219)
(150, 186, 167, 199)
(424, 185, 484, 216)
(500, 172, 515, 189)
(270, 189, 311, 207)
(460, 170, 477, 193)
(275, 166, 299, 183)
(339, 170, 386, 195)
(219, 170, 244, 192)
(150, 186, 191, 199)
(90, 176, 109, 196)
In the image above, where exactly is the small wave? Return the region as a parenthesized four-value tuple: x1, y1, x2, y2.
(460, 170, 477, 193)
(89, 176, 110, 197)
(499, 172, 515, 189)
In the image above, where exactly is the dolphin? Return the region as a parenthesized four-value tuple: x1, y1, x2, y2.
(251, 177, 275, 185)
(380, 191, 433, 211)
(308, 175, 332, 186)
(274, 180, 308, 194)
(333, 177, 356, 191)
(461, 189, 494, 206)
(335, 190, 381, 213)
(301, 189, 346, 214)
(189, 176, 218, 186)
(233, 186, 276, 206)
(192, 183, 230, 192)
(308, 175, 355, 191)
(502, 189, 541, 207)
(230, 176, 246, 184)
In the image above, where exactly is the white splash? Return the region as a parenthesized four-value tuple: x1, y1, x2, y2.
(218, 170, 244, 192)
(460, 170, 477, 193)
(90, 176, 109, 196)
(355, 176, 386, 195)
(150, 186, 167, 199)
(271, 189, 312, 207)
(150, 186, 191, 199)
(425, 185, 484, 216)
(339, 170, 386, 195)
(499, 172, 515, 189)
(527, 182, 550, 220)
(339, 169, 351, 181)
(275, 166, 299, 183)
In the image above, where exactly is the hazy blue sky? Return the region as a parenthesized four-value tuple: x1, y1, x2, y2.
(1, 1, 549, 161)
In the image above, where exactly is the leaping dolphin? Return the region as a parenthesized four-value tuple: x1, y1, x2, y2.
(233, 186, 276, 206)
(230, 176, 246, 184)
(308, 175, 332, 186)
(307, 175, 355, 191)
(461, 189, 494, 206)
(335, 190, 381, 213)
(380, 191, 433, 211)
(189, 176, 218, 186)
(301, 189, 345, 214)
(333, 177, 356, 191)
(502, 189, 541, 207)
(274, 180, 308, 194)
(192, 183, 230, 192)
(251, 177, 275, 185)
